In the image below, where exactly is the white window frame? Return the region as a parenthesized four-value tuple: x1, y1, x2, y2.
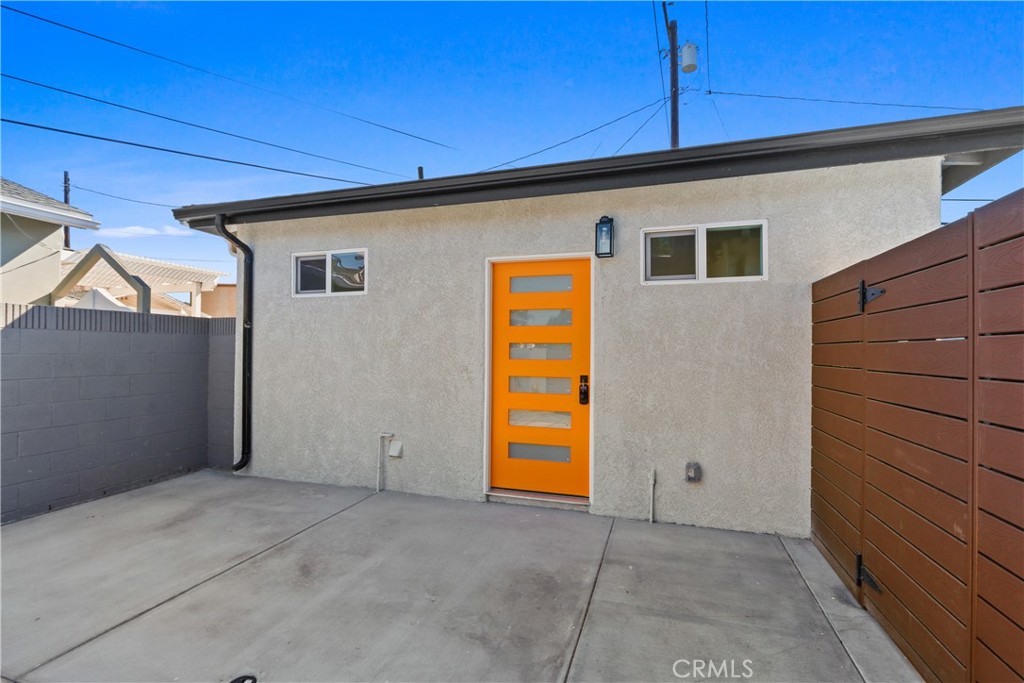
(641, 220, 768, 285)
(291, 248, 368, 297)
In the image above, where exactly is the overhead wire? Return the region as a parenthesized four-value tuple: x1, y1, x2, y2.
(480, 96, 669, 172)
(71, 184, 178, 208)
(2, 74, 407, 178)
(613, 100, 668, 155)
(1, 5, 455, 150)
(702, 1, 731, 140)
(707, 90, 983, 112)
(1, 118, 372, 185)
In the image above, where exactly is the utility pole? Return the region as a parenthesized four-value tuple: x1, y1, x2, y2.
(62, 170, 71, 249)
(662, 2, 680, 149)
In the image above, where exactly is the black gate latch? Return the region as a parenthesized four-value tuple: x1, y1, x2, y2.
(858, 280, 886, 312)
(855, 553, 882, 593)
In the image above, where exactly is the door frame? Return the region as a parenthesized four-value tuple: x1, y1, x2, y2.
(482, 252, 596, 502)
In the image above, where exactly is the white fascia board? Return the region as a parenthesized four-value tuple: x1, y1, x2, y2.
(0, 197, 100, 230)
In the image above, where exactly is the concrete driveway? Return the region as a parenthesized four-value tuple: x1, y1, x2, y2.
(1, 471, 917, 683)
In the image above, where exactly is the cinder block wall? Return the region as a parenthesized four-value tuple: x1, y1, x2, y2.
(1, 305, 235, 523)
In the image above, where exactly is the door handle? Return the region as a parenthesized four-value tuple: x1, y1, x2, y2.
(579, 375, 589, 405)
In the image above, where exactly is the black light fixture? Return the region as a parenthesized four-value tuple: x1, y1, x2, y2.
(595, 215, 614, 258)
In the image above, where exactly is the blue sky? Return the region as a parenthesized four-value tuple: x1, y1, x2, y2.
(2, 1, 1022, 282)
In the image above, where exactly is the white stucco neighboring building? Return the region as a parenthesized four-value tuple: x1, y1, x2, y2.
(174, 108, 1023, 536)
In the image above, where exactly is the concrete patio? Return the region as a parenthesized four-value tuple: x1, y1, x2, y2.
(1, 471, 918, 683)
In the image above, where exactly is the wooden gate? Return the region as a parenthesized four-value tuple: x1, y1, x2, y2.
(811, 189, 1023, 683)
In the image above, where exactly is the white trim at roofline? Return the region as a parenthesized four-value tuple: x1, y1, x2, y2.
(0, 197, 99, 230)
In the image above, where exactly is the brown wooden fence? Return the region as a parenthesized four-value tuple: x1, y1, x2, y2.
(811, 189, 1023, 683)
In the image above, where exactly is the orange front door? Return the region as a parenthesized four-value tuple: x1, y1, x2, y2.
(490, 258, 590, 497)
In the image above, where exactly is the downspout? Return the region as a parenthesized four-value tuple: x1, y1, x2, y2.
(215, 214, 253, 471)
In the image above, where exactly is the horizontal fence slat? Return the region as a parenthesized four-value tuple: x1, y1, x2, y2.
(977, 379, 1024, 430)
(865, 340, 968, 378)
(979, 423, 1024, 480)
(866, 457, 968, 541)
(812, 491, 860, 557)
(867, 602, 943, 683)
(977, 285, 1024, 335)
(812, 290, 860, 323)
(813, 428, 863, 478)
(974, 639, 1021, 683)
(812, 470, 862, 530)
(863, 219, 968, 285)
(866, 400, 969, 461)
(866, 372, 968, 419)
(813, 386, 863, 422)
(869, 257, 969, 313)
(975, 598, 1024, 679)
(977, 335, 1024, 381)
(974, 188, 1024, 248)
(812, 513, 858, 582)
(977, 554, 1024, 630)
(813, 316, 862, 344)
(866, 429, 969, 501)
(979, 468, 1024, 529)
(978, 511, 1024, 581)
(812, 342, 863, 369)
(864, 541, 969, 664)
(812, 365, 863, 394)
(865, 298, 968, 342)
(813, 265, 862, 302)
(812, 448, 862, 501)
(976, 235, 1024, 292)
(864, 513, 969, 625)
(865, 486, 969, 581)
(813, 407, 863, 449)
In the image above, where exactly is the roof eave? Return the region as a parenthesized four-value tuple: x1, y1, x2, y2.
(1, 197, 99, 229)
(174, 106, 1024, 231)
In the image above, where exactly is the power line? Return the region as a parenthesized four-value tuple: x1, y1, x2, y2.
(704, 0, 713, 92)
(2, 118, 372, 185)
(3, 74, 406, 179)
(1, 5, 455, 150)
(613, 100, 668, 155)
(941, 198, 995, 202)
(708, 89, 983, 112)
(481, 97, 669, 172)
(71, 185, 178, 208)
(650, 1, 670, 138)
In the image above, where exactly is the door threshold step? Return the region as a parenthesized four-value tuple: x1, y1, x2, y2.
(486, 489, 590, 512)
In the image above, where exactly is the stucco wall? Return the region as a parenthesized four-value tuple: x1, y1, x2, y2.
(235, 158, 941, 536)
(1, 214, 63, 305)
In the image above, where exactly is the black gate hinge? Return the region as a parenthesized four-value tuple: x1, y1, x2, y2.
(855, 553, 882, 593)
(858, 280, 886, 313)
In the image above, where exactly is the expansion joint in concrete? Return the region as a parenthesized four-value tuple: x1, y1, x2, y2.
(560, 516, 615, 683)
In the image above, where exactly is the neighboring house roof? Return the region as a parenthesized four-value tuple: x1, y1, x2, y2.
(0, 178, 99, 230)
(60, 249, 226, 293)
(174, 107, 1024, 230)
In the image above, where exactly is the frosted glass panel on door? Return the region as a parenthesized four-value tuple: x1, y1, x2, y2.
(510, 309, 572, 326)
(510, 377, 572, 394)
(510, 275, 573, 293)
(509, 410, 571, 429)
(508, 443, 571, 463)
(509, 343, 572, 360)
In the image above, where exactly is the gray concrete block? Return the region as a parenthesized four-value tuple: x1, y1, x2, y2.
(79, 375, 131, 400)
(79, 462, 130, 493)
(207, 352, 234, 375)
(2, 484, 18, 513)
(1, 404, 52, 433)
(130, 373, 170, 396)
(18, 425, 79, 457)
(79, 331, 130, 355)
(167, 446, 206, 473)
(51, 443, 128, 474)
(1, 452, 50, 485)
(129, 333, 173, 353)
(129, 414, 177, 438)
(18, 472, 79, 508)
(51, 398, 107, 427)
(1, 328, 21, 353)
(106, 353, 152, 375)
(17, 330, 80, 355)
(2, 379, 19, 407)
(107, 395, 156, 419)
(51, 354, 107, 378)
(206, 443, 234, 470)
(172, 334, 207, 353)
(150, 428, 192, 455)
(1, 354, 51, 380)
(2, 432, 18, 460)
(79, 418, 132, 446)
(127, 454, 170, 482)
(18, 377, 79, 406)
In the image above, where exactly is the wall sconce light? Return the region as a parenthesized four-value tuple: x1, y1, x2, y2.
(595, 215, 614, 258)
